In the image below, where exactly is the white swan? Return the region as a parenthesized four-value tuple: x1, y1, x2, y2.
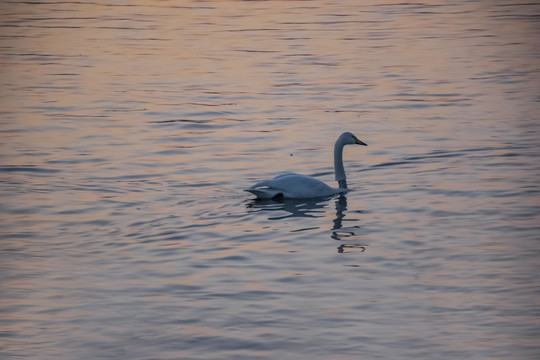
(246, 132, 367, 199)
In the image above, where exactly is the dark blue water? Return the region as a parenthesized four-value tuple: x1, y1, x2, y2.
(1, 1, 539, 359)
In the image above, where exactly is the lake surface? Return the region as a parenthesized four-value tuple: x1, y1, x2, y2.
(1, 1, 539, 359)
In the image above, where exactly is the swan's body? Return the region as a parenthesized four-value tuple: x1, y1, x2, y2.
(246, 173, 341, 199)
(246, 132, 367, 199)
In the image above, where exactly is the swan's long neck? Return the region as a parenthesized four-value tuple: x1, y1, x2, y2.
(334, 138, 347, 189)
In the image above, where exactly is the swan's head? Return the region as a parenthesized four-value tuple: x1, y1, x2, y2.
(339, 132, 367, 146)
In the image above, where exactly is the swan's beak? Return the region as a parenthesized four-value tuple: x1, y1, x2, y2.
(355, 138, 367, 146)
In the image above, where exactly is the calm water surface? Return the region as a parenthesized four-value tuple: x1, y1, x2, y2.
(1, 1, 540, 359)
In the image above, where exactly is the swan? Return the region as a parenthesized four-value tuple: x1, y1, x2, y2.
(246, 132, 367, 199)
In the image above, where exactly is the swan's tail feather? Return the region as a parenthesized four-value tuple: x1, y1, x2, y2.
(245, 188, 283, 200)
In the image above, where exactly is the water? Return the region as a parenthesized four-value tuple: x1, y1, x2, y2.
(1, 1, 539, 359)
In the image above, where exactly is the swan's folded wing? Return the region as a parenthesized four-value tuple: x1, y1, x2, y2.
(245, 178, 285, 199)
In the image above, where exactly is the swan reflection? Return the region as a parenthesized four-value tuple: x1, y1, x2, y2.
(245, 197, 329, 220)
(246, 194, 368, 253)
